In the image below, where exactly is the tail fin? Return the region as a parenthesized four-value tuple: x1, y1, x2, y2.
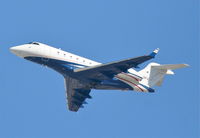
(138, 62, 189, 87)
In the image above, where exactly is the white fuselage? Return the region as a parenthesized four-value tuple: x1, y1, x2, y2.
(10, 42, 101, 68)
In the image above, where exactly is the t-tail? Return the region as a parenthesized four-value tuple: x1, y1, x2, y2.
(122, 48, 189, 93)
(138, 62, 189, 87)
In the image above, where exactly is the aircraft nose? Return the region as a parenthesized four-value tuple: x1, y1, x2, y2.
(10, 46, 21, 54)
(10, 46, 25, 57)
(10, 46, 18, 53)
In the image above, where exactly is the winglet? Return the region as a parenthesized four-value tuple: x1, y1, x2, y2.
(149, 48, 160, 58)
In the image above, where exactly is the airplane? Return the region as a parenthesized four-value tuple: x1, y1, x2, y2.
(10, 42, 189, 112)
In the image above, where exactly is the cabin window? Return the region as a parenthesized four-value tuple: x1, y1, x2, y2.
(32, 42, 39, 45)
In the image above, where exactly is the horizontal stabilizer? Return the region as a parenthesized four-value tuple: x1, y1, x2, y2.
(152, 64, 189, 75)
(151, 64, 189, 70)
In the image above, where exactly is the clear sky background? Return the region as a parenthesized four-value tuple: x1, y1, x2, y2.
(0, 0, 199, 138)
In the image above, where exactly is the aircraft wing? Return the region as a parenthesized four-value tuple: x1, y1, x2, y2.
(64, 76, 92, 112)
(74, 49, 159, 82)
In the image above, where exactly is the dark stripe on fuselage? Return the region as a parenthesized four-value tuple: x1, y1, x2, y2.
(24, 56, 87, 76)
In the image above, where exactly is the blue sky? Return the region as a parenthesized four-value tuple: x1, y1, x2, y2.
(0, 0, 199, 138)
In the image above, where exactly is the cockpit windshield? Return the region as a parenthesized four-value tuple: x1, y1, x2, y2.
(28, 42, 40, 45)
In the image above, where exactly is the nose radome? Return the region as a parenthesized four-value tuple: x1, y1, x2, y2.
(10, 45, 26, 57)
(10, 46, 18, 52)
(10, 46, 21, 54)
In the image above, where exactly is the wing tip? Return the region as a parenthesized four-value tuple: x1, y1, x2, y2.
(183, 64, 190, 67)
(149, 48, 160, 58)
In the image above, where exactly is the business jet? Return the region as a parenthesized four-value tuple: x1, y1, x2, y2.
(10, 42, 189, 112)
